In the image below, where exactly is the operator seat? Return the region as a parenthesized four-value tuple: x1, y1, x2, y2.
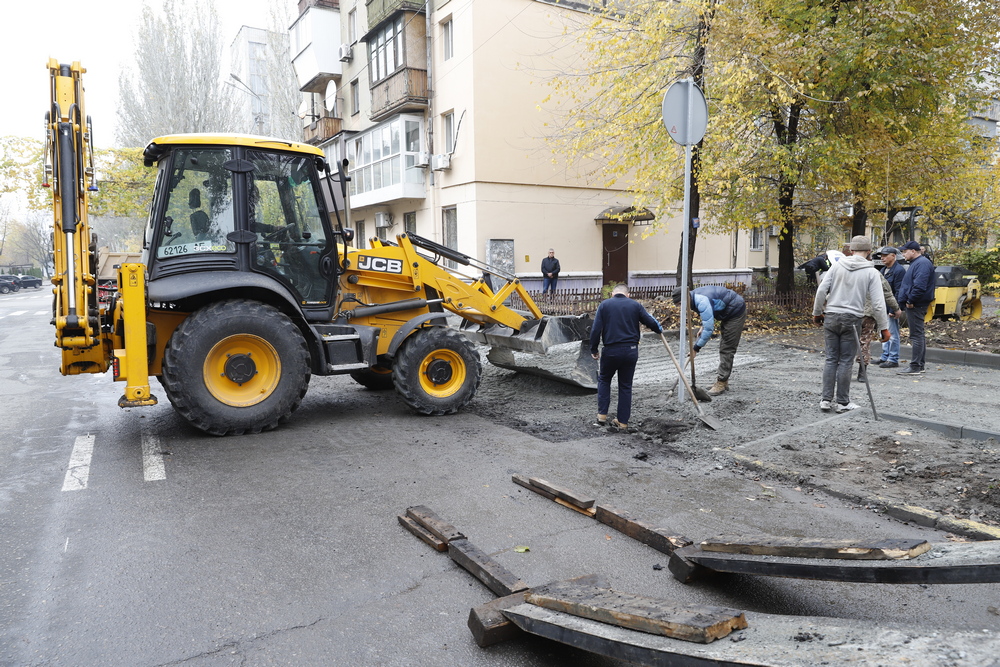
(189, 188, 210, 240)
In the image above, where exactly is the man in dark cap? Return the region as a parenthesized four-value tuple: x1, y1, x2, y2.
(896, 241, 936, 375)
(876, 246, 905, 368)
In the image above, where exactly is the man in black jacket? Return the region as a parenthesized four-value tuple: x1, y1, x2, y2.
(590, 284, 662, 432)
(896, 241, 936, 375)
(797, 253, 832, 285)
(541, 249, 560, 294)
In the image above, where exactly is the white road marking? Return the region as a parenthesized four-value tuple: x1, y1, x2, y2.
(35, 311, 48, 315)
(141, 433, 166, 482)
(7, 310, 27, 316)
(62, 434, 96, 491)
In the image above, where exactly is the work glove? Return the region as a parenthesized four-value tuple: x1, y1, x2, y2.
(813, 315, 824, 326)
(880, 329, 891, 343)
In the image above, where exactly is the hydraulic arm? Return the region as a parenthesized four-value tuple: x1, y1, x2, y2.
(45, 59, 104, 374)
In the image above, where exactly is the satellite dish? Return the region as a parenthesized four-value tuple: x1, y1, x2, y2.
(297, 99, 310, 120)
(324, 80, 338, 112)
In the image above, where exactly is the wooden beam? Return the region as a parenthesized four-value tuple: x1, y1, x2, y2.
(527, 476, 596, 509)
(526, 581, 746, 643)
(700, 536, 931, 560)
(467, 574, 607, 648)
(511, 473, 556, 500)
(448, 538, 530, 597)
(405, 505, 465, 544)
(672, 540, 1000, 584)
(397, 514, 447, 552)
(594, 505, 692, 555)
(502, 603, 1000, 666)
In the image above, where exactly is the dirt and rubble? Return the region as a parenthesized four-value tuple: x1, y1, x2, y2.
(469, 306, 1000, 532)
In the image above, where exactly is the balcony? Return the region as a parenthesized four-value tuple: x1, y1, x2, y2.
(304, 117, 343, 145)
(365, 0, 425, 31)
(370, 67, 428, 122)
(290, 5, 343, 93)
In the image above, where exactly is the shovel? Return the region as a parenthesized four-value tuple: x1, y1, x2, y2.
(661, 333, 724, 430)
(851, 324, 879, 421)
(665, 350, 712, 402)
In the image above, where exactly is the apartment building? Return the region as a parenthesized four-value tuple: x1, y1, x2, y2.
(289, 0, 771, 290)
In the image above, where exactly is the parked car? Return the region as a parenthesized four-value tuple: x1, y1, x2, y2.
(0, 275, 19, 294)
(16, 274, 43, 289)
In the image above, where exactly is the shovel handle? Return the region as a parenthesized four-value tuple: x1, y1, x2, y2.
(661, 333, 705, 414)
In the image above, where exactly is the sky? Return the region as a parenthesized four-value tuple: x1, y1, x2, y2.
(1, 0, 295, 147)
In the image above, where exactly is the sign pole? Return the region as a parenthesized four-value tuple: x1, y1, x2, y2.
(662, 78, 708, 405)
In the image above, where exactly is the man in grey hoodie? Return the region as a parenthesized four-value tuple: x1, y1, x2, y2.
(812, 236, 891, 413)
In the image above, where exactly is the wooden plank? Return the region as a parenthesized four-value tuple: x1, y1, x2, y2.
(671, 540, 1000, 585)
(527, 476, 596, 508)
(502, 603, 1000, 667)
(397, 514, 447, 552)
(700, 536, 931, 560)
(405, 505, 465, 544)
(448, 538, 530, 597)
(594, 504, 692, 556)
(554, 497, 597, 517)
(525, 581, 746, 643)
(467, 574, 608, 648)
(511, 473, 556, 500)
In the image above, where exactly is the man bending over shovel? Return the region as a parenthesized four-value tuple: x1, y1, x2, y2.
(672, 286, 747, 396)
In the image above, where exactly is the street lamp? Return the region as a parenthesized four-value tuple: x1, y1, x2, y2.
(228, 73, 266, 135)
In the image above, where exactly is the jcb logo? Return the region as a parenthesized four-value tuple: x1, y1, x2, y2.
(357, 255, 403, 274)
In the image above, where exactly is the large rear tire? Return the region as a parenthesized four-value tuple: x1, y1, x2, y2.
(393, 327, 481, 415)
(161, 300, 310, 436)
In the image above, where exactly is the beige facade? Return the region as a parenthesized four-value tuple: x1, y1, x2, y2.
(290, 0, 776, 290)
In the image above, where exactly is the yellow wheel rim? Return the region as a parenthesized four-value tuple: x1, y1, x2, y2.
(203, 334, 281, 407)
(417, 349, 466, 398)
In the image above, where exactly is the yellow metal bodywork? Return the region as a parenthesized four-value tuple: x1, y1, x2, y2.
(113, 264, 157, 407)
(926, 276, 982, 323)
(338, 234, 542, 357)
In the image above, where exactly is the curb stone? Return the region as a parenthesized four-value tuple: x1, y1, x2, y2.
(727, 452, 1000, 541)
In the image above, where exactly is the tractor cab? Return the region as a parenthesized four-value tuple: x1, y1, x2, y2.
(141, 135, 342, 321)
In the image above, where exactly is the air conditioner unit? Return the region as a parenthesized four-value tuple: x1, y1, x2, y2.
(338, 44, 353, 62)
(374, 212, 392, 228)
(432, 153, 451, 171)
(414, 151, 431, 168)
(768, 225, 781, 237)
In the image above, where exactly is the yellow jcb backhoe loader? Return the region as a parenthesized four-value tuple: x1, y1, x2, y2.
(45, 60, 595, 436)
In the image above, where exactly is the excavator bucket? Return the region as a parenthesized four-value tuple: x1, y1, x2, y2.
(460, 315, 598, 389)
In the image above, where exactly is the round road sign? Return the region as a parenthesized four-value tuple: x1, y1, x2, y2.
(662, 79, 708, 146)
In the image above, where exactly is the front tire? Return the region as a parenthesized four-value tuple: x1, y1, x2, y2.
(161, 300, 310, 436)
(393, 327, 481, 415)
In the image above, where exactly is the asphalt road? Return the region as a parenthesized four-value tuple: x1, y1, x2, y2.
(2, 288, 998, 666)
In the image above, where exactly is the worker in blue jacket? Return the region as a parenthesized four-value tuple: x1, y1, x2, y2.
(896, 241, 936, 375)
(672, 285, 746, 396)
(590, 284, 663, 432)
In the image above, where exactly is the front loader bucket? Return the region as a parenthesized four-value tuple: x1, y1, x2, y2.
(460, 315, 598, 389)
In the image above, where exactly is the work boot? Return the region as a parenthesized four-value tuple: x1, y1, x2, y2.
(707, 379, 728, 396)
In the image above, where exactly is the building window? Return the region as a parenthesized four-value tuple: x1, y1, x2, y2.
(443, 112, 455, 154)
(377, 225, 388, 241)
(442, 18, 454, 60)
(369, 17, 404, 85)
(355, 219, 366, 249)
(350, 80, 360, 115)
(443, 206, 458, 269)
(348, 115, 425, 197)
(404, 211, 417, 235)
(750, 227, 764, 251)
(348, 8, 357, 43)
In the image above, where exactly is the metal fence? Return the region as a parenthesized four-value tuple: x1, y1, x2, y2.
(511, 282, 816, 317)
